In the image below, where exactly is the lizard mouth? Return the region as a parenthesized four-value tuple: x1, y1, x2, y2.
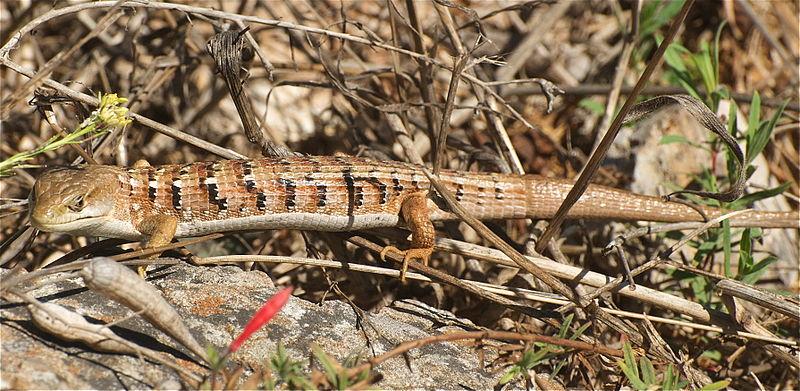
(30, 215, 142, 241)
(30, 216, 109, 234)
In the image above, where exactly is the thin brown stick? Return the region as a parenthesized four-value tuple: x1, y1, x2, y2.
(0, 59, 246, 160)
(592, 1, 640, 152)
(0, 233, 222, 293)
(347, 329, 624, 378)
(37, 103, 97, 165)
(0, 0, 566, 163)
(405, 0, 440, 145)
(716, 279, 800, 322)
(432, 236, 730, 326)
(206, 28, 293, 158)
(421, 167, 586, 308)
(347, 236, 556, 320)
(0, 1, 125, 118)
(432, 55, 467, 174)
(505, 84, 800, 111)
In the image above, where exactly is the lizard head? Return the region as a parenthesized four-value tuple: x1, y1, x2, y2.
(28, 165, 126, 234)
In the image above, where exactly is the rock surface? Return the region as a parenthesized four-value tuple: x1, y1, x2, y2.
(1, 263, 499, 389)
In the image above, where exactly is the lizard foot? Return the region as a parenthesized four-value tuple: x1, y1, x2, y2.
(135, 214, 178, 280)
(380, 246, 433, 282)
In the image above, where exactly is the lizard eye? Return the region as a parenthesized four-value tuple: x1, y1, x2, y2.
(68, 195, 85, 212)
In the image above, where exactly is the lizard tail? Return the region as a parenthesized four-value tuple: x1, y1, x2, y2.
(525, 177, 799, 229)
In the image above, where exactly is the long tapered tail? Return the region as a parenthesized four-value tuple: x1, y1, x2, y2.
(525, 177, 799, 229)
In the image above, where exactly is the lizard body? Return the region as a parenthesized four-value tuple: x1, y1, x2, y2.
(28, 156, 798, 274)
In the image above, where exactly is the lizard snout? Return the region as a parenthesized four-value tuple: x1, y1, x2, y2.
(29, 166, 123, 231)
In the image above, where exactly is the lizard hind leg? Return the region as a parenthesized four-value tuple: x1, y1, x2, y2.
(380, 192, 435, 281)
(136, 214, 178, 278)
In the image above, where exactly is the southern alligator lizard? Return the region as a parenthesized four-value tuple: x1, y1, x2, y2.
(28, 156, 798, 276)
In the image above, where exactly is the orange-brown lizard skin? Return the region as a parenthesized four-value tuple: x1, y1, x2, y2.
(28, 156, 799, 277)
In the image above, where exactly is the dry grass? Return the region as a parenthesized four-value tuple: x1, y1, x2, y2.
(1, 1, 798, 389)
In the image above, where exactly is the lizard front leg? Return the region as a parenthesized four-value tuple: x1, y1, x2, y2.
(136, 214, 178, 277)
(380, 192, 435, 281)
(132, 158, 178, 277)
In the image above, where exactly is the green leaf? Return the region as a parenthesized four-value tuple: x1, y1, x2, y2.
(701, 349, 722, 361)
(710, 86, 729, 110)
(727, 182, 791, 210)
(352, 366, 370, 385)
(269, 343, 314, 389)
(712, 21, 727, 94)
(747, 91, 761, 136)
(618, 360, 648, 390)
(662, 364, 677, 390)
(764, 99, 788, 136)
(675, 74, 703, 100)
(722, 219, 732, 278)
(639, 0, 686, 38)
(578, 98, 605, 115)
(205, 345, 224, 371)
(745, 164, 757, 181)
(313, 345, 346, 389)
(557, 314, 574, 339)
(737, 228, 753, 277)
(518, 348, 537, 369)
(662, 40, 704, 99)
(697, 239, 719, 252)
(570, 321, 591, 341)
(618, 361, 644, 389)
(690, 276, 713, 304)
(518, 347, 550, 372)
(529, 348, 550, 366)
(659, 134, 690, 145)
(660, 134, 707, 150)
(663, 41, 691, 73)
(501, 347, 549, 385)
(623, 343, 639, 380)
(726, 98, 740, 184)
(270, 343, 289, 376)
(701, 380, 731, 390)
(262, 373, 276, 391)
(740, 256, 778, 285)
(691, 45, 716, 105)
(639, 356, 656, 385)
(499, 367, 521, 385)
(688, 168, 721, 202)
(747, 99, 787, 164)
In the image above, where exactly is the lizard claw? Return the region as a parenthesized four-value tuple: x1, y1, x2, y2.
(137, 265, 148, 279)
(379, 245, 401, 261)
(380, 245, 433, 282)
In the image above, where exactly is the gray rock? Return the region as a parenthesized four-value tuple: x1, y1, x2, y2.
(1, 263, 499, 389)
